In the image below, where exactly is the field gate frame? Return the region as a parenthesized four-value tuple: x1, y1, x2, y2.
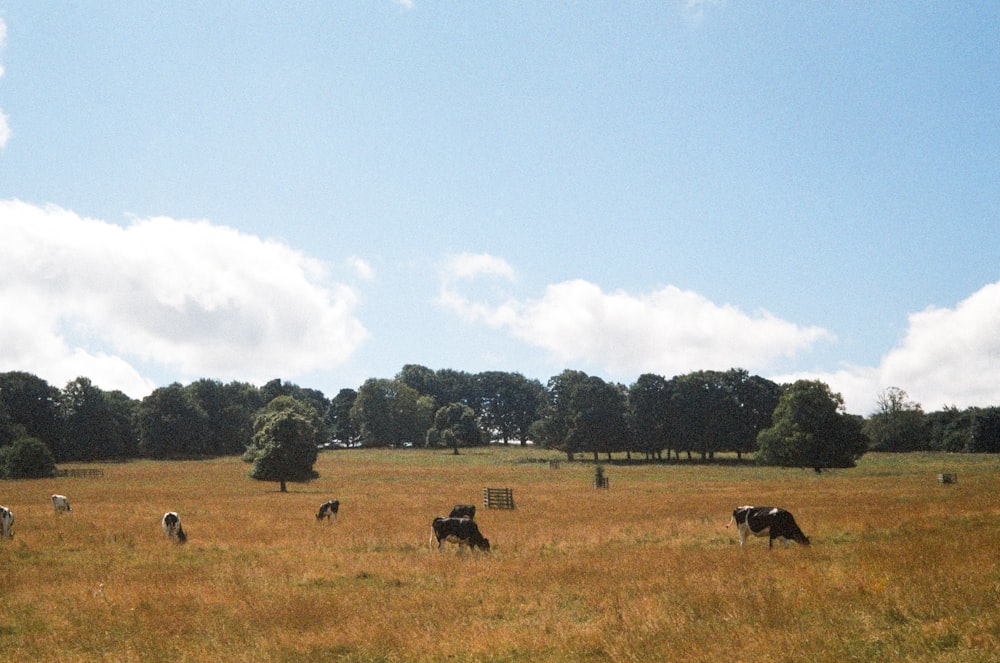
(483, 487, 515, 510)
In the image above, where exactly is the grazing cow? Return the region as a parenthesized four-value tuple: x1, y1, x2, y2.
(430, 516, 490, 553)
(0, 506, 12, 539)
(52, 494, 72, 514)
(316, 499, 340, 521)
(161, 511, 187, 543)
(448, 504, 476, 520)
(728, 505, 810, 548)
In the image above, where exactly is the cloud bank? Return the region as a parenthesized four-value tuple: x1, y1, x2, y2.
(0, 200, 368, 397)
(791, 283, 1000, 413)
(438, 252, 832, 376)
(439, 252, 1000, 414)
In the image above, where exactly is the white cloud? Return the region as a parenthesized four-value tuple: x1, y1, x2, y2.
(682, 0, 721, 26)
(772, 364, 881, 415)
(439, 256, 1000, 415)
(877, 283, 1000, 410)
(0, 111, 10, 150)
(775, 283, 1000, 414)
(438, 252, 832, 378)
(0, 200, 369, 397)
(441, 252, 517, 282)
(347, 256, 375, 281)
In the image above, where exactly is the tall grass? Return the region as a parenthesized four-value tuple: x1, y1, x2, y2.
(1, 450, 998, 661)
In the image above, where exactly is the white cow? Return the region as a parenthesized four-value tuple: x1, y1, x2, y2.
(727, 505, 810, 548)
(0, 505, 13, 539)
(161, 512, 187, 543)
(316, 499, 339, 521)
(52, 494, 72, 514)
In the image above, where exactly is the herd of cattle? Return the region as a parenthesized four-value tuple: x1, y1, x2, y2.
(0, 497, 811, 551)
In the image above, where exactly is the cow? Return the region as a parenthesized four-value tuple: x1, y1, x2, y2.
(52, 494, 72, 514)
(728, 505, 810, 548)
(430, 516, 490, 553)
(448, 504, 476, 520)
(316, 499, 340, 521)
(0, 506, 12, 539)
(161, 511, 187, 543)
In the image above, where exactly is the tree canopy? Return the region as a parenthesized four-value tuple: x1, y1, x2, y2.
(864, 387, 925, 452)
(6, 364, 1000, 480)
(756, 380, 868, 469)
(428, 402, 485, 454)
(243, 396, 321, 492)
(350, 378, 434, 448)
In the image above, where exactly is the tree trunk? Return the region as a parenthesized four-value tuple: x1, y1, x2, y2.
(280, 480, 287, 492)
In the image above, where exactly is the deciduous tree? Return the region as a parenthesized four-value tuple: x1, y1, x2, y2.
(428, 402, 484, 454)
(350, 379, 434, 448)
(0, 436, 57, 479)
(477, 371, 545, 445)
(864, 387, 926, 452)
(137, 383, 210, 459)
(243, 396, 320, 492)
(756, 380, 867, 469)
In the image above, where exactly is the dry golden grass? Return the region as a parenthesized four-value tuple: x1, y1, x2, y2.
(1, 449, 998, 662)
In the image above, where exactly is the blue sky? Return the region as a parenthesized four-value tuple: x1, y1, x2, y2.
(1, 2, 998, 414)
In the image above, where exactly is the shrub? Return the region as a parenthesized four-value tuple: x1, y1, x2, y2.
(0, 436, 57, 479)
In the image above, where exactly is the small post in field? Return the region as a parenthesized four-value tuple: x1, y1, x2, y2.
(593, 464, 609, 489)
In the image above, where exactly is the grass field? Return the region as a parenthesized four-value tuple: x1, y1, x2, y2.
(1, 448, 998, 662)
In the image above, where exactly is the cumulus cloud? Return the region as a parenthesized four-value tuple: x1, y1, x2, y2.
(775, 283, 1000, 414)
(437, 252, 832, 377)
(0, 200, 368, 397)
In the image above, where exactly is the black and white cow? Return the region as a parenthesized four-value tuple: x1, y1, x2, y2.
(0, 505, 13, 539)
(728, 505, 810, 548)
(448, 504, 476, 520)
(430, 516, 490, 552)
(52, 494, 71, 514)
(161, 511, 187, 543)
(316, 499, 340, 521)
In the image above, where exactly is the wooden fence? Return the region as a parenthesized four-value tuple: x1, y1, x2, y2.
(55, 468, 105, 478)
(483, 487, 515, 510)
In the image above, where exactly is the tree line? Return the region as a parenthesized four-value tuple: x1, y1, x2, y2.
(1, 367, 998, 479)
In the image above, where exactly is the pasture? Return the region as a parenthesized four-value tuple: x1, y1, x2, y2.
(1, 449, 998, 662)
